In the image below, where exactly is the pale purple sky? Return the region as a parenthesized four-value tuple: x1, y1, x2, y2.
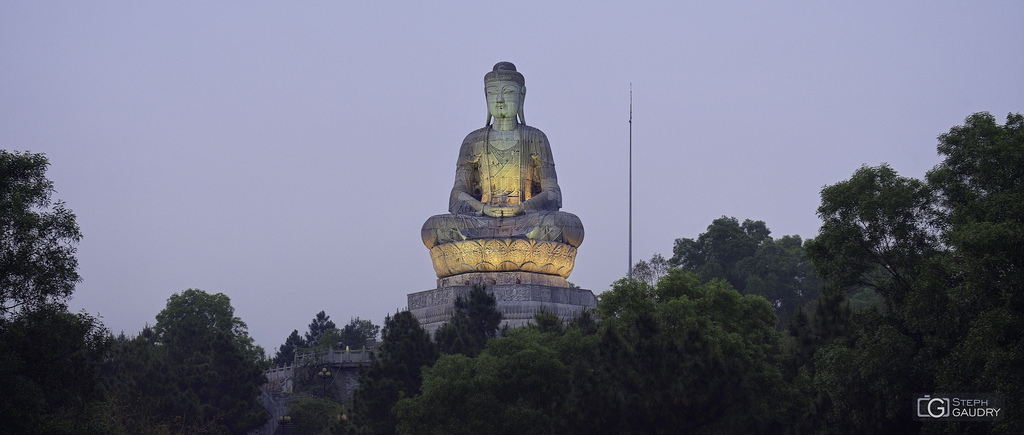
(2, 1, 1021, 352)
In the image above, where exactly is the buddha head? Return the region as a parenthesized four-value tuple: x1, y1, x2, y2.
(485, 61, 526, 126)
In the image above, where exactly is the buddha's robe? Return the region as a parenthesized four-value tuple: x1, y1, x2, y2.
(421, 124, 584, 250)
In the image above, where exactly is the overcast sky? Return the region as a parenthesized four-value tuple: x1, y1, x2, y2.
(2, 1, 1021, 352)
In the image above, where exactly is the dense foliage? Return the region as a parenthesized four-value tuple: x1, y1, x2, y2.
(274, 329, 308, 366)
(346, 311, 439, 435)
(273, 313, 381, 367)
(287, 396, 347, 435)
(800, 112, 1024, 433)
(0, 151, 82, 317)
(340, 317, 382, 349)
(0, 306, 112, 433)
(306, 310, 338, 346)
(434, 286, 503, 357)
(389, 274, 796, 435)
(0, 151, 113, 433)
(669, 216, 821, 325)
(102, 289, 268, 433)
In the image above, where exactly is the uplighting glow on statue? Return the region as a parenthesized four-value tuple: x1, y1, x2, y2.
(421, 62, 584, 251)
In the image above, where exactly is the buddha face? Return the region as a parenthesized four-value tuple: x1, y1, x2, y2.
(485, 81, 523, 120)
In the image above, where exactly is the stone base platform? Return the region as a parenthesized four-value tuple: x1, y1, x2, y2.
(436, 271, 568, 288)
(408, 273, 597, 336)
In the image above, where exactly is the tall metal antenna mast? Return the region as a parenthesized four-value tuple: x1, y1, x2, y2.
(628, 84, 633, 283)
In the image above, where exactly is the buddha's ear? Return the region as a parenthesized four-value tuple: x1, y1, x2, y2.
(518, 86, 526, 125)
(485, 113, 492, 127)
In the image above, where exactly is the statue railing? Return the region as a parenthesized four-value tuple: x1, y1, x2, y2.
(263, 345, 376, 392)
(265, 365, 293, 381)
(293, 345, 376, 366)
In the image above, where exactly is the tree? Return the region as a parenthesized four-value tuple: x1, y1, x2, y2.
(392, 307, 606, 435)
(154, 289, 267, 365)
(670, 216, 769, 289)
(806, 164, 938, 308)
(630, 253, 670, 287)
(0, 306, 112, 434)
(589, 273, 796, 433)
(105, 289, 268, 433)
(670, 217, 820, 325)
(0, 151, 115, 433)
(928, 112, 1024, 314)
(393, 327, 572, 435)
(274, 329, 307, 367)
(927, 112, 1024, 433)
(346, 310, 438, 435)
(527, 307, 564, 335)
(339, 317, 380, 349)
(737, 234, 821, 322)
(287, 396, 346, 435)
(801, 164, 942, 433)
(800, 113, 1024, 432)
(99, 327, 174, 432)
(0, 151, 82, 317)
(305, 310, 337, 346)
(316, 327, 346, 352)
(393, 272, 797, 434)
(434, 286, 503, 357)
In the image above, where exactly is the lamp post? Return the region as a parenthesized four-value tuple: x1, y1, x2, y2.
(318, 367, 332, 398)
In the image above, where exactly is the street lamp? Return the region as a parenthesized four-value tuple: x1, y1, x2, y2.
(318, 367, 332, 397)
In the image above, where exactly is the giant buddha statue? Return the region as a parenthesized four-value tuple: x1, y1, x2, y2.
(421, 62, 584, 286)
